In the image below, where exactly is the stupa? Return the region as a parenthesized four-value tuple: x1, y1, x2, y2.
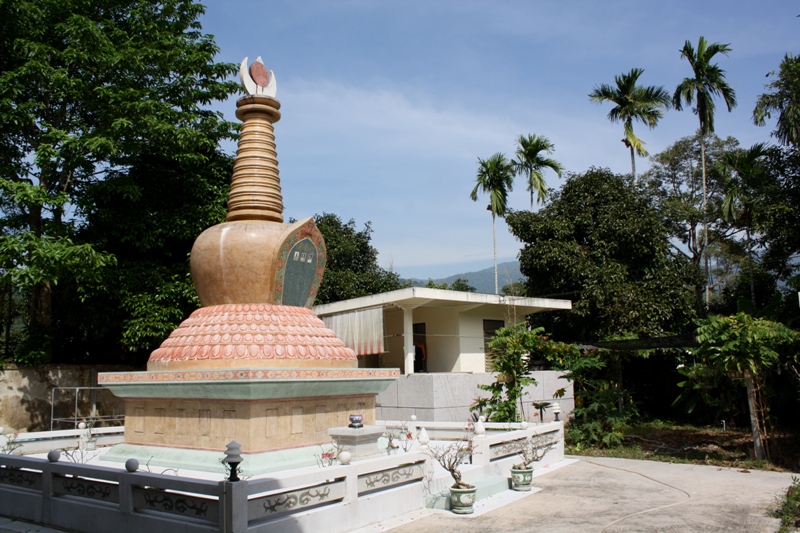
(98, 57, 398, 463)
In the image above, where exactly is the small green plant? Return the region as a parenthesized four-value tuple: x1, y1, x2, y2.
(471, 323, 538, 422)
(772, 476, 800, 533)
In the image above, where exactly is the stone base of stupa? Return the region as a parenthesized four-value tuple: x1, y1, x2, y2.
(99, 304, 399, 454)
(98, 367, 397, 453)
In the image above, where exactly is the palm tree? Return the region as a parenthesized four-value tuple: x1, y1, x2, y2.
(512, 134, 564, 210)
(720, 143, 768, 306)
(673, 36, 737, 307)
(470, 153, 514, 294)
(589, 68, 671, 179)
(753, 53, 800, 147)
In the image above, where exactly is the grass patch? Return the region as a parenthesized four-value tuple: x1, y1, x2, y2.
(565, 421, 800, 472)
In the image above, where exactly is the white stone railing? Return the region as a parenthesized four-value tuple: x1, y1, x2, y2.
(0, 449, 429, 533)
(0, 421, 564, 531)
(5, 426, 125, 454)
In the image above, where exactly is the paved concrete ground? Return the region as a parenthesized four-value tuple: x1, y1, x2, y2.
(387, 456, 795, 533)
(0, 518, 70, 533)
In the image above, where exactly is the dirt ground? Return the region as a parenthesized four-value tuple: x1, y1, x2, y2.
(567, 423, 800, 472)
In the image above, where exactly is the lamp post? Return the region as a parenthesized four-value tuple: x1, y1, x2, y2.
(224, 441, 243, 482)
(552, 402, 561, 422)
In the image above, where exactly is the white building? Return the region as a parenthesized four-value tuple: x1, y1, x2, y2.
(314, 286, 572, 375)
(314, 287, 574, 422)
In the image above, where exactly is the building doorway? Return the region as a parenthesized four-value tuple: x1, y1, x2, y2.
(483, 319, 505, 372)
(413, 323, 427, 373)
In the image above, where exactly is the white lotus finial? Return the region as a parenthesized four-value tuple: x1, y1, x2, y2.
(240, 56, 277, 97)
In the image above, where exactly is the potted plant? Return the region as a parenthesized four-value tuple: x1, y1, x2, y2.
(509, 432, 558, 491)
(424, 434, 476, 514)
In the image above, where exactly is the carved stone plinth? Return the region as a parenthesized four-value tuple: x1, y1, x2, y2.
(328, 425, 387, 460)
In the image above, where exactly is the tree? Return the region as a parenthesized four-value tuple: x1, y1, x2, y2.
(759, 147, 800, 281)
(508, 168, 700, 443)
(719, 143, 771, 305)
(673, 37, 737, 307)
(511, 134, 563, 209)
(506, 168, 698, 343)
(423, 278, 475, 291)
(753, 53, 800, 147)
(589, 68, 671, 178)
(641, 134, 743, 306)
(0, 0, 239, 363)
(449, 278, 476, 292)
(501, 281, 526, 296)
(695, 313, 799, 460)
(314, 213, 405, 305)
(52, 148, 233, 365)
(470, 153, 514, 295)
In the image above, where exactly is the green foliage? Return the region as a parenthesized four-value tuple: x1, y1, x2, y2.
(754, 53, 800, 148)
(501, 281, 526, 296)
(314, 213, 405, 305)
(695, 313, 797, 377)
(470, 153, 515, 220)
(589, 68, 671, 176)
(772, 476, 800, 533)
(471, 323, 538, 422)
(506, 168, 695, 446)
(642, 133, 742, 304)
(511, 134, 563, 208)
(0, 0, 239, 363)
(424, 277, 475, 292)
(507, 167, 698, 342)
(448, 278, 476, 292)
(424, 279, 449, 289)
(692, 313, 799, 457)
(673, 37, 737, 136)
(543, 343, 634, 448)
(760, 146, 800, 282)
(673, 359, 744, 421)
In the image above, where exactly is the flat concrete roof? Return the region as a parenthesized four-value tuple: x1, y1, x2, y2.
(313, 287, 572, 316)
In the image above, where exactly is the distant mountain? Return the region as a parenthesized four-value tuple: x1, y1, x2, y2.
(404, 261, 523, 294)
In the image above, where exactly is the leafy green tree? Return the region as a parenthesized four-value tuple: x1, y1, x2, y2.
(424, 279, 449, 290)
(673, 37, 737, 307)
(589, 68, 671, 178)
(52, 149, 233, 364)
(422, 278, 475, 291)
(695, 313, 799, 460)
(314, 213, 405, 305)
(501, 281, 526, 296)
(642, 133, 742, 305)
(511, 134, 563, 209)
(507, 168, 698, 342)
(470, 153, 515, 295)
(719, 143, 772, 305)
(449, 278, 476, 292)
(754, 53, 800, 147)
(760, 147, 800, 281)
(0, 0, 238, 363)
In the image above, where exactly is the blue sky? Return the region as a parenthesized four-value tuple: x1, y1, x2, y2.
(199, 1, 798, 279)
